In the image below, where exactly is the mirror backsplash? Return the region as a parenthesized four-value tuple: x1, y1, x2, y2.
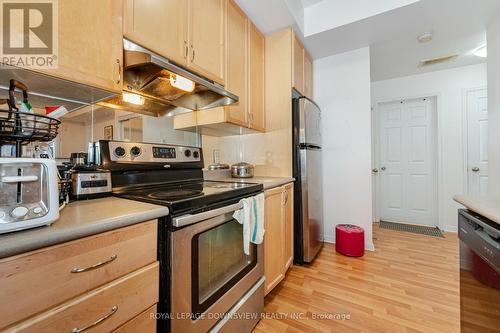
(0, 105, 201, 163)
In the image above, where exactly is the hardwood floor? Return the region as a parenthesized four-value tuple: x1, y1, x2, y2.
(253, 223, 460, 333)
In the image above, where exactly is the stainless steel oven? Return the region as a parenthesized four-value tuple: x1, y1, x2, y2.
(170, 201, 264, 333)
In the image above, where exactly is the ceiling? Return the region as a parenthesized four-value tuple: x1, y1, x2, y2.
(236, 0, 500, 82)
(300, 0, 322, 8)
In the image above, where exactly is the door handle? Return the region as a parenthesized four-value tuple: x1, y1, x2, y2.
(471, 167, 480, 172)
(184, 41, 188, 59)
(381, 166, 386, 171)
(372, 168, 379, 173)
(191, 45, 195, 62)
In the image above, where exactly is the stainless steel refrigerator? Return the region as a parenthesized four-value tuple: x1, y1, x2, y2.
(292, 96, 323, 264)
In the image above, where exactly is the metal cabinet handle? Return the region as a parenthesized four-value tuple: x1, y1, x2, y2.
(191, 45, 195, 62)
(381, 166, 386, 171)
(70, 254, 117, 273)
(115, 59, 121, 84)
(372, 168, 378, 173)
(184, 41, 189, 59)
(71, 305, 118, 333)
(472, 167, 480, 172)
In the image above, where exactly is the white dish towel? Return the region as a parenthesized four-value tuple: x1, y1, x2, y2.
(233, 193, 265, 255)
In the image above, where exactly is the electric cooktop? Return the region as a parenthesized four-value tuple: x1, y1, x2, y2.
(113, 180, 263, 215)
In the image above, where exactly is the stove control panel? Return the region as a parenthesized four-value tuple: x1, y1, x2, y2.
(107, 141, 201, 163)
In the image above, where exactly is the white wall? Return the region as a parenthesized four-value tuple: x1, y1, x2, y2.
(372, 63, 487, 232)
(315, 47, 374, 250)
(304, 0, 419, 36)
(487, 15, 500, 196)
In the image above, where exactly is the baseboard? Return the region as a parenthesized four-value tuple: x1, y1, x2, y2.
(323, 234, 335, 244)
(443, 225, 458, 233)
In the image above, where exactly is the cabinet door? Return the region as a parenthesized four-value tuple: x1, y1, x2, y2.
(225, 0, 248, 127)
(248, 21, 265, 132)
(188, 0, 225, 84)
(292, 35, 304, 95)
(284, 183, 294, 270)
(264, 187, 285, 295)
(304, 51, 313, 98)
(40, 0, 122, 92)
(124, 0, 188, 66)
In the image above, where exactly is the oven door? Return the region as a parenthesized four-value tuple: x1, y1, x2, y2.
(170, 202, 263, 333)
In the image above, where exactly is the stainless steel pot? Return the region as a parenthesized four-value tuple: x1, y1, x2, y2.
(231, 162, 254, 178)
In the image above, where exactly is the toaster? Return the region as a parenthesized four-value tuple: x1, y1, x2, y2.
(0, 158, 60, 233)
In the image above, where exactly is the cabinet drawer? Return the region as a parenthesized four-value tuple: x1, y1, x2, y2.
(4, 263, 159, 333)
(0, 221, 157, 329)
(112, 305, 157, 333)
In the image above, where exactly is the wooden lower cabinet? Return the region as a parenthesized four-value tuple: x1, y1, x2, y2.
(0, 221, 159, 332)
(283, 183, 294, 269)
(113, 305, 157, 333)
(5, 263, 159, 333)
(264, 183, 294, 295)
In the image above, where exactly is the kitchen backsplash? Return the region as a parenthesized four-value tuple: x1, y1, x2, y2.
(0, 105, 201, 160)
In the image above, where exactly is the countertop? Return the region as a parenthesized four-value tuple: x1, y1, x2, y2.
(453, 195, 500, 226)
(204, 170, 294, 190)
(0, 197, 169, 259)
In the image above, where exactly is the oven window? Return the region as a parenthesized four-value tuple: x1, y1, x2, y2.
(192, 218, 257, 315)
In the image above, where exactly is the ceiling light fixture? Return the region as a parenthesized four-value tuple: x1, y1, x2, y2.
(122, 92, 145, 105)
(473, 45, 487, 58)
(417, 32, 433, 43)
(170, 74, 195, 92)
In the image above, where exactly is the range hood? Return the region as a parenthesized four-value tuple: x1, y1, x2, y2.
(100, 39, 239, 117)
(0, 64, 118, 112)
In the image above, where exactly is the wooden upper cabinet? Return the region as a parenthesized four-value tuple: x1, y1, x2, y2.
(188, 0, 225, 84)
(123, 0, 188, 66)
(292, 35, 304, 95)
(124, 0, 224, 84)
(304, 51, 313, 98)
(248, 21, 265, 132)
(225, 0, 248, 127)
(38, 0, 123, 92)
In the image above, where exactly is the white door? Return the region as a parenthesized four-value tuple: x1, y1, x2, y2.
(377, 98, 437, 226)
(466, 88, 488, 196)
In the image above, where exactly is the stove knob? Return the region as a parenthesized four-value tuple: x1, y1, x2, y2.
(114, 146, 126, 157)
(184, 149, 192, 157)
(130, 146, 141, 157)
(11, 206, 28, 219)
(193, 151, 199, 159)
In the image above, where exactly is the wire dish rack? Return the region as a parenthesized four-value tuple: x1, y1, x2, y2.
(0, 109, 60, 144)
(0, 79, 61, 157)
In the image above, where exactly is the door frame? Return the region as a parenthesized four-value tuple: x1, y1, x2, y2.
(461, 86, 488, 196)
(372, 93, 442, 229)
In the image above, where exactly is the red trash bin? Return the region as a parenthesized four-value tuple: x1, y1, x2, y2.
(335, 224, 365, 257)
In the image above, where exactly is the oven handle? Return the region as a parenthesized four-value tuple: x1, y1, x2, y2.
(173, 201, 244, 227)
